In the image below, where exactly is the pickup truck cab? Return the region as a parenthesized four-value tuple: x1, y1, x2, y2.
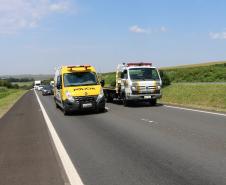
(54, 65, 105, 115)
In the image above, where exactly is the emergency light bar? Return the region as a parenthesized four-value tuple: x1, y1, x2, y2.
(67, 65, 91, 70)
(126, 62, 152, 67)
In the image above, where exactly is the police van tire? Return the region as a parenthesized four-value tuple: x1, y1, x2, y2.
(62, 103, 71, 115)
(96, 105, 105, 113)
(63, 108, 70, 116)
(55, 102, 60, 109)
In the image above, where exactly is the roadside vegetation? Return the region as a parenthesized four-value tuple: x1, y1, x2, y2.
(0, 77, 34, 90)
(100, 72, 116, 87)
(0, 78, 32, 118)
(0, 88, 26, 118)
(161, 61, 226, 82)
(160, 83, 226, 112)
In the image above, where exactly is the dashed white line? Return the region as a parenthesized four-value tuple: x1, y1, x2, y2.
(164, 105, 226, 117)
(141, 118, 158, 125)
(35, 90, 85, 185)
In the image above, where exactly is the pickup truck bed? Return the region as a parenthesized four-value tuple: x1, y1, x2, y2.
(103, 87, 117, 102)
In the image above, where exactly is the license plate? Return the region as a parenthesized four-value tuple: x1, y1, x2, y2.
(82, 103, 93, 108)
(144, 96, 152, 99)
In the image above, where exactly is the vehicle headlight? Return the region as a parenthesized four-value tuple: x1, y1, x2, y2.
(65, 91, 75, 102)
(157, 85, 161, 90)
(97, 88, 104, 101)
(131, 86, 137, 91)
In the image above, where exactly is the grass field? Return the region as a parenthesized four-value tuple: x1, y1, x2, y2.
(160, 61, 226, 70)
(161, 61, 226, 82)
(11, 81, 33, 87)
(160, 83, 226, 112)
(0, 88, 26, 118)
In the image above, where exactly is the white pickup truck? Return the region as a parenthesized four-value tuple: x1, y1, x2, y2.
(103, 62, 162, 106)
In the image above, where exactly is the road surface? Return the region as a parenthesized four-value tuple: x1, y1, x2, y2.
(0, 91, 65, 185)
(36, 91, 226, 185)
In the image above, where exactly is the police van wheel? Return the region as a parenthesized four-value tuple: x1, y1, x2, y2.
(62, 103, 70, 115)
(95, 106, 105, 113)
(55, 102, 60, 109)
(63, 109, 70, 116)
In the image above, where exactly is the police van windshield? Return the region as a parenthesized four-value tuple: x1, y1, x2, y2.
(64, 72, 98, 87)
(129, 68, 160, 81)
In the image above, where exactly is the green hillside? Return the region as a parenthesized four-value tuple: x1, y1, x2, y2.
(161, 61, 226, 82)
(0, 74, 54, 81)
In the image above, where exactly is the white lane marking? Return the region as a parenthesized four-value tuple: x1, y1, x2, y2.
(141, 118, 158, 124)
(34, 90, 85, 185)
(105, 107, 110, 110)
(141, 118, 148, 121)
(164, 105, 226, 117)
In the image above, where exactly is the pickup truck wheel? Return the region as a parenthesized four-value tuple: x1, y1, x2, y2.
(150, 99, 157, 106)
(123, 97, 129, 107)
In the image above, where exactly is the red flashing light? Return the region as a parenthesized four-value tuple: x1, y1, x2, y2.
(126, 62, 152, 67)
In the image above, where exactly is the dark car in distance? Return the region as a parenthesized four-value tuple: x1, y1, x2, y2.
(42, 85, 54, 96)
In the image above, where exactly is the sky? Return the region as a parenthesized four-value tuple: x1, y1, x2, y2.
(0, 0, 226, 75)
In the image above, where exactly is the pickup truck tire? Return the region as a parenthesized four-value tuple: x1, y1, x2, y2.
(150, 99, 157, 106)
(123, 97, 129, 107)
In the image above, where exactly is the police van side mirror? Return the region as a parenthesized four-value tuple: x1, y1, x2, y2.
(100, 80, 105, 87)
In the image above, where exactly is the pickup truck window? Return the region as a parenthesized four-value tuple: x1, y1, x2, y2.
(129, 68, 160, 81)
(64, 72, 98, 87)
(121, 70, 128, 79)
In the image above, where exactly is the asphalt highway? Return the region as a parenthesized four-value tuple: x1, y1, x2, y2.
(37, 91, 226, 185)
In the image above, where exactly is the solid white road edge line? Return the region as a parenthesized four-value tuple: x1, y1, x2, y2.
(34, 90, 85, 185)
(164, 105, 226, 117)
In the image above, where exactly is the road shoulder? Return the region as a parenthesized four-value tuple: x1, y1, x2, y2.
(0, 90, 66, 185)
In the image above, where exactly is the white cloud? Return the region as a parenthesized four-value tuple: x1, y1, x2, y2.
(209, 31, 226, 40)
(129, 25, 167, 34)
(49, 1, 70, 12)
(129, 25, 149, 33)
(160, 26, 167, 32)
(0, 0, 72, 34)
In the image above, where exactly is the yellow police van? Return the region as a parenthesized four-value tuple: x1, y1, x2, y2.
(54, 65, 105, 115)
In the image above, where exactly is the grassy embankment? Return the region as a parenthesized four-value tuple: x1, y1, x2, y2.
(160, 83, 226, 112)
(101, 61, 226, 112)
(162, 61, 226, 82)
(0, 88, 26, 118)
